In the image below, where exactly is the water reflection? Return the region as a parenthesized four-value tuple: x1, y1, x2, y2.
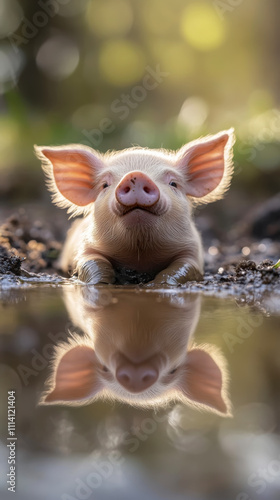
(41, 288, 231, 414)
(3, 288, 280, 499)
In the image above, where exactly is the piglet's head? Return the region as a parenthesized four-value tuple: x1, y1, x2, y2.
(36, 130, 234, 264)
(40, 341, 230, 416)
(40, 290, 231, 415)
(35, 129, 234, 215)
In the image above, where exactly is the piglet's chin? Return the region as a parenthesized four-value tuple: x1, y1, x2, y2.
(119, 209, 158, 228)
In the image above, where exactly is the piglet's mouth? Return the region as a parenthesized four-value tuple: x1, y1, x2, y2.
(113, 199, 168, 217)
(113, 202, 162, 217)
(122, 205, 159, 216)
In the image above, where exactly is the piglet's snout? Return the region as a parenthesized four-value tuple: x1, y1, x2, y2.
(115, 171, 160, 208)
(116, 356, 159, 393)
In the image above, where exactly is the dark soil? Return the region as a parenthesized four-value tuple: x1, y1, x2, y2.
(188, 258, 280, 302)
(0, 246, 21, 275)
(0, 211, 62, 274)
(115, 265, 155, 285)
(0, 210, 279, 299)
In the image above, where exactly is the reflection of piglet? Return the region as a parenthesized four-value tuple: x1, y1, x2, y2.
(35, 129, 234, 284)
(40, 289, 231, 415)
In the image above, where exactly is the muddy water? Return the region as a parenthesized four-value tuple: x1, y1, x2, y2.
(0, 285, 280, 500)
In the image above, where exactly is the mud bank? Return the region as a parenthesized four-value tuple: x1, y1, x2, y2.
(0, 211, 279, 305)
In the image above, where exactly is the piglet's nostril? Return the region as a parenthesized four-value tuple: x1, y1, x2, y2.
(124, 186, 130, 194)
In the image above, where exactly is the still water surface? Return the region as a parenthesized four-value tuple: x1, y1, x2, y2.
(0, 285, 280, 500)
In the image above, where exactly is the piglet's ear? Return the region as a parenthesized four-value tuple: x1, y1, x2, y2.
(35, 145, 105, 215)
(41, 346, 103, 405)
(176, 129, 235, 203)
(178, 348, 230, 415)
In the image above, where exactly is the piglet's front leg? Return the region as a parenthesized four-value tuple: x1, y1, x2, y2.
(152, 259, 203, 286)
(76, 255, 116, 285)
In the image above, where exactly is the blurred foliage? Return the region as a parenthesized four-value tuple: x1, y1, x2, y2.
(0, 0, 280, 208)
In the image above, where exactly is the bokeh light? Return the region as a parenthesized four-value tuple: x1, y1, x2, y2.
(0, 117, 20, 161)
(36, 36, 80, 81)
(178, 97, 209, 132)
(181, 2, 226, 51)
(0, 44, 24, 94)
(150, 41, 195, 85)
(99, 40, 146, 86)
(0, 0, 279, 207)
(123, 121, 157, 147)
(56, 0, 88, 18)
(140, 0, 179, 35)
(0, 0, 23, 38)
(86, 0, 133, 38)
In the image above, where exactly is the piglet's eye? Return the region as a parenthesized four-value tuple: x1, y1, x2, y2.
(169, 368, 178, 374)
(169, 181, 177, 188)
(102, 182, 109, 189)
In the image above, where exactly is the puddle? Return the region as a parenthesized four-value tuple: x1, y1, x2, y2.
(0, 285, 280, 500)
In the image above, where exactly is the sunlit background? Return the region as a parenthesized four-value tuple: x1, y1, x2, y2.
(0, 0, 280, 225)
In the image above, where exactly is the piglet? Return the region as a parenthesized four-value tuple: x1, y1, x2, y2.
(40, 288, 230, 414)
(35, 129, 234, 285)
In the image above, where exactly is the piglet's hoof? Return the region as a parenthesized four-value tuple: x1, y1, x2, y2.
(152, 264, 203, 286)
(78, 260, 116, 285)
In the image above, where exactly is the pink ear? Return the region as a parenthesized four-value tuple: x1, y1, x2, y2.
(44, 345, 102, 403)
(178, 348, 228, 414)
(35, 146, 104, 206)
(176, 129, 234, 199)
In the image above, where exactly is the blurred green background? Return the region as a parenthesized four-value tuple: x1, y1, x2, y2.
(1, 0, 280, 224)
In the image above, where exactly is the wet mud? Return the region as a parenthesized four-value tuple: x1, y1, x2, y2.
(0, 211, 62, 274)
(0, 211, 279, 303)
